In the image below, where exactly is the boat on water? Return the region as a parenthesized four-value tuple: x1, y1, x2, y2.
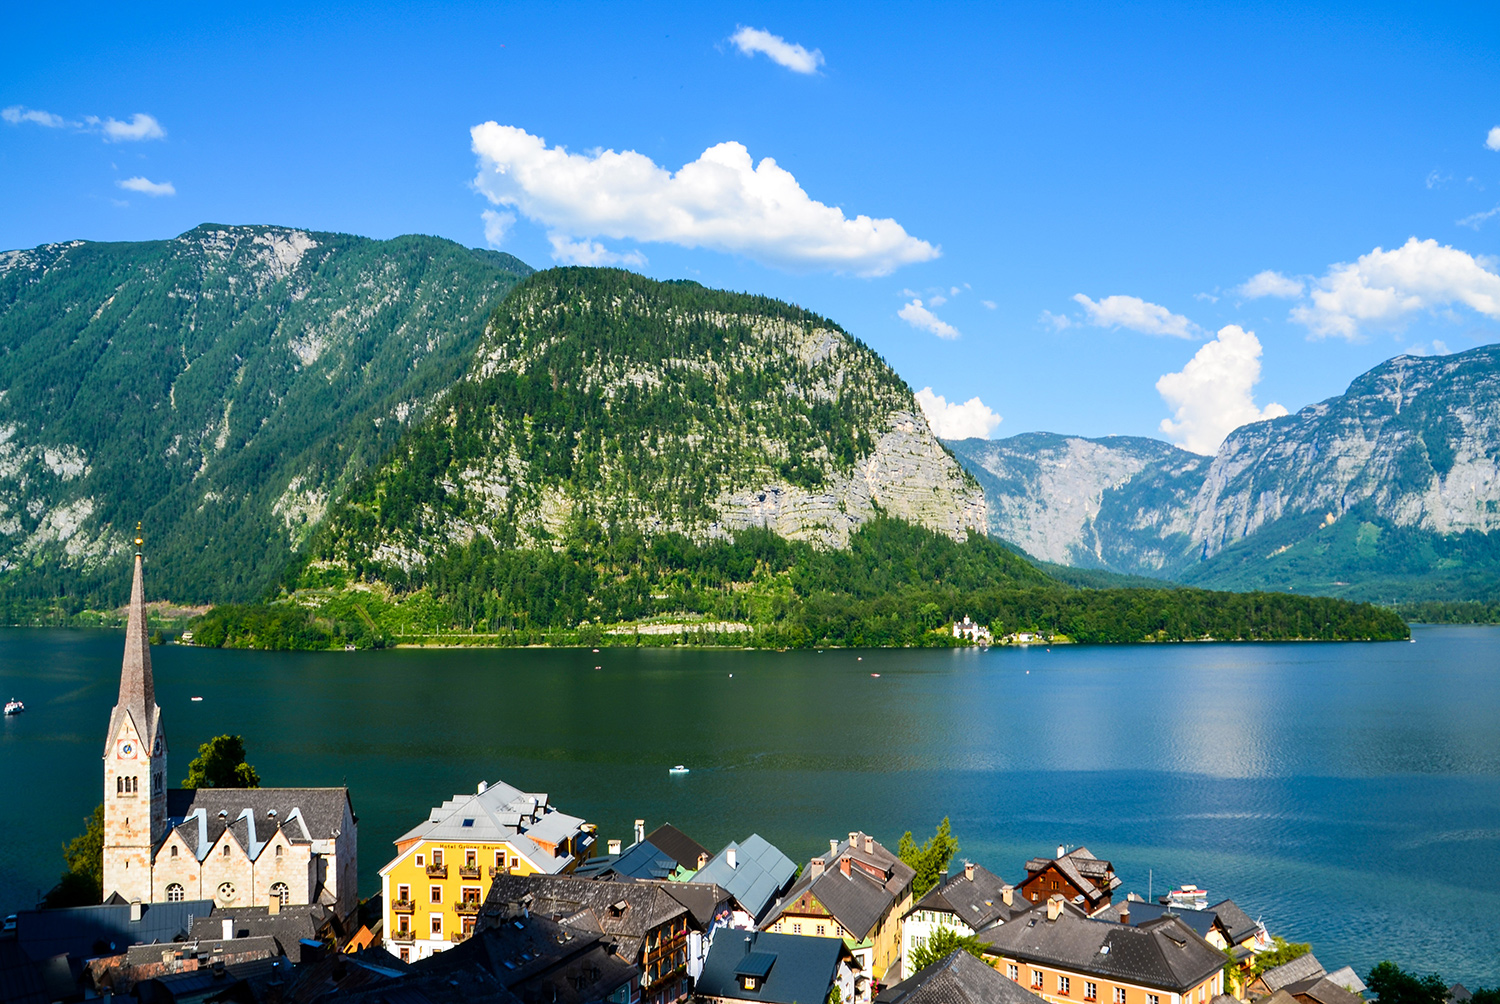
(4, 699, 23, 716)
(669, 765, 689, 774)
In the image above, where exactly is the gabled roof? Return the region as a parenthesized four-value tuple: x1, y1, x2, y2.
(1023, 849, 1119, 905)
(1206, 900, 1259, 943)
(980, 911, 1223, 993)
(483, 874, 688, 965)
(187, 904, 339, 963)
(387, 780, 589, 874)
(875, 949, 1041, 1004)
(826, 833, 916, 899)
(659, 882, 732, 928)
(1118, 902, 1220, 941)
(1259, 954, 1324, 991)
(1321, 966, 1367, 994)
(693, 835, 798, 922)
(1282, 975, 1365, 1004)
(166, 787, 350, 863)
(574, 840, 678, 881)
(696, 931, 849, 1004)
(14, 899, 214, 962)
(907, 865, 1030, 931)
(645, 823, 710, 871)
(765, 863, 893, 942)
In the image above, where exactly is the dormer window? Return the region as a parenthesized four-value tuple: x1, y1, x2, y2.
(608, 900, 629, 918)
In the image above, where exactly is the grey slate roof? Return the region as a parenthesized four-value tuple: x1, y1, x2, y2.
(166, 787, 350, 863)
(187, 904, 339, 962)
(1282, 975, 1366, 1004)
(1117, 902, 1219, 941)
(645, 823, 710, 871)
(14, 899, 214, 961)
(979, 911, 1224, 993)
(1206, 900, 1259, 944)
(696, 931, 848, 1004)
(660, 882, 733, 927)
(875, 949, 1041, 1004)
(390, 780, 589, 875)
(693, 835, 798, 922)
(574, 839, 677, 881)
(414, 912, 635, 1004)
(483, 874, 688, 965)
(1322, 966, 1367, 994)
(907, 866, 1030, 931)
(1259, 954, 1325, 991)
(767, 862, 896, 942)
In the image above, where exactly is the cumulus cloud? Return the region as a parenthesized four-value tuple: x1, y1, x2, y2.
(898, 299, 959, 339)
(100, 113, 165, 141)
(117, 176, 175, 196)
(481, 209, 516, 246)
(1487, 126, 1500, 152)
(1236, 270, 1305, 299)
(1157, 325, 1288, 455)
(2, 105, 68, 128)
(1072, 293, 1198, 338)
(730, 26, 824, 74)
(548, 234, 647, 268)
(915, 387, 1002, 439)
(1289, 237, 1500, 339)
(470, 124, 937, 276)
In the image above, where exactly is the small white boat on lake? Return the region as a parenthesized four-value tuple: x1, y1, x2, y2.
(4, 699, 24, 716)
(669, 764, 689, 774)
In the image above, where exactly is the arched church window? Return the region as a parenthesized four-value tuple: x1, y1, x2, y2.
(224, 844, 231, 857)
(270, 882, 290, 907)
(166, 883, 184, 902)
(275, 845, 283, 857)
(217, 882, 236, 903)
(117, 777, 123, 794)
(170, 845, 178, 858)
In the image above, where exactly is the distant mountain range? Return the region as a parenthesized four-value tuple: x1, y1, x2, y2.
(948, 346, 1500, 603)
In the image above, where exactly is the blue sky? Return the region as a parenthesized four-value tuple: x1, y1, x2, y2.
(3, 1, 1499, 451)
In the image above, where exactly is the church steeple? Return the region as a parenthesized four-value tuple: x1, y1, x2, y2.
(102, 524, 167, 903)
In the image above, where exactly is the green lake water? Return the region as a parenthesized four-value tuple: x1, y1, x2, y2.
(2, 627, 1498, 983)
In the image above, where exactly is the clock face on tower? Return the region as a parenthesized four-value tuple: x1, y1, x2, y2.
(117, 738, 137, 760)
(153, 735, 163, 757)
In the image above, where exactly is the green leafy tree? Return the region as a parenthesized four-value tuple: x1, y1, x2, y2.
(182, 734, 261, 789)
(898, 817, 960, 898)
(1365, 962, 1449, 1004)
(44, 803, 105, 907)
(909, 926, 986, 973)
(1249, 936, 1313, 978)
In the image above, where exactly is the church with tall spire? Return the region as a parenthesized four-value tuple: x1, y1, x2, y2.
(100, 530, 359, 921)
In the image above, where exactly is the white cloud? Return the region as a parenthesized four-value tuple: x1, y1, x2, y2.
(98, 113, 165, 142)
(915, 387, 1002, 439)
(470, 124, 937, 276)
(1072, 293, 1198, 338)
(1236, 270, 1305, 299)
(117, 176, 175, 197)
(1157, 325, 1288, 455)
(1040, 309, 1071, 331)
(730, 26, 824, 74)
(898, 299, 959, 339)
(1289, 237, 1500, 339)
(927, 293, 947, 307)
(481, 209, 516, 246)
(1487, 126, 1500, 152)
(981, 300, 997, 310)
(547, 233, 647, 268)
(1458, 205, 1500, 230)
(2, 105, 68, 128)
(1405, 339, 1452, 356)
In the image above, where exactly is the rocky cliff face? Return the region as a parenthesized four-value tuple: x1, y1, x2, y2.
(0, 225, 531, 603)
(318, 269, 985, 573)
(949, 345, 1500, 598)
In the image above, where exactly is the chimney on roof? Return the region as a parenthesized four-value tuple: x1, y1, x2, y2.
(830, 839, 839, 857)
(478, 780, 488, 794)
(1002, 885, 1013, 907)
(811, 857, 825, 878)
(1118, 904, 1129, 926)
(849, 831, 858, 846)
(130, 901, 143, 923)
(697, 852, 709, 870)
(964, 862, 975, 882)
(269, 896, 281, 916)
(864, 835, 874, 854)
(1057, 845, 1066, 858)
(634, 820, 645, 845)
(222, 918, 234, 940)
(1047, 895, 1063, 922)
(840, 857, 851, 878)
(744, 935, 754, 956)
(608, 839, 622, 855)
(727, 847, 738, 870)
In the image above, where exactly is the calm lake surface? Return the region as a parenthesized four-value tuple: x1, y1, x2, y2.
(3, 627, 1498, 983)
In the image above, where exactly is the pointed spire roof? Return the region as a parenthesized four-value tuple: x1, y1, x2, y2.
(105, 526, 162, 756)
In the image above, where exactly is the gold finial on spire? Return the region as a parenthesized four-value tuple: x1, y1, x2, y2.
(135, 522, 144, 555)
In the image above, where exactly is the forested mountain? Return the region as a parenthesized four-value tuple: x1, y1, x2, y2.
(949, 345, 1500, 602)
(0, 225, 531, 608)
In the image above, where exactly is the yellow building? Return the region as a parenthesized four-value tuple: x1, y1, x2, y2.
(379, 779, 595, 962)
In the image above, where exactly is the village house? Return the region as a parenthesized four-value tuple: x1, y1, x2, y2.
(901, 861, 1032, 977)
(644, 823, 711, 874)
(980, 895, 1227, 1004)
(379, 777, 595, 961)
(690, 835, 799, 928)
(876, 947, 1043, 1004)
(1018, 846, 1120, 914)
(483, 873, 694, 1004)
(952, 617, 992, 644)
(696, 931, 861, 1004)
(100, 540, 357, 921)
(761, 831, 916, 986)
(1249, 955, 1327, 998)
